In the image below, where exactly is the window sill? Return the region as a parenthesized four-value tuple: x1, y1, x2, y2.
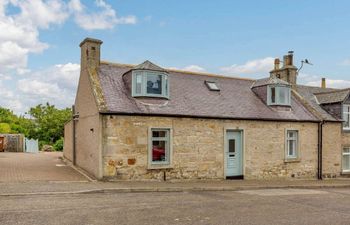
(341, 171, 350, 175)
(284, 158, 300, 163)
(133, 95, 169, 99)
(268, 103, 291, 106)
(342, 129, 350, 133)
(147, 164, 173, 170)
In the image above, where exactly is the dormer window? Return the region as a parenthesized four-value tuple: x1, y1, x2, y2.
(132, 70, 169, 98)
(343, 104, 350, 130)
(267, 85, 291, 106)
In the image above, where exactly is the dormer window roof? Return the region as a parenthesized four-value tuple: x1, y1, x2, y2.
(131, 61, 169, 99)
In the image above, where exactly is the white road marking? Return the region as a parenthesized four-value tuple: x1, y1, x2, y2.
(237, 188, 328, 196)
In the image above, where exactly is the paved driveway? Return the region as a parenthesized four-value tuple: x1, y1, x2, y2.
(0, 152, 88, 182)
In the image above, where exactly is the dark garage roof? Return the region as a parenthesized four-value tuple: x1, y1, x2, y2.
(314, 89, 350, 105)
(95, 61, 319, 122)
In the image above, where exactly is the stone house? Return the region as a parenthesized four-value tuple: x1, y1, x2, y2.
(64, 37, 350, 180)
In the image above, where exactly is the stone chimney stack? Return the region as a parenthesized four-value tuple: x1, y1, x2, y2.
(321, 78, 326, 88)
(79, 37, 103, 70)
(270, 51, 298, 86)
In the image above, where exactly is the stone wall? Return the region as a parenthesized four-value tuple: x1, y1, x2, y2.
(341, 131, 350, 147)
(322, 122, 342, 178)
(102, 115, 319, 181)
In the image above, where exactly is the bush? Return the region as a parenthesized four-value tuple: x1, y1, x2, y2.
(53, 138, 64, 151)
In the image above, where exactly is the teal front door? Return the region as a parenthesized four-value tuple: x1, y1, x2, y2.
(225, 130, 243, 178)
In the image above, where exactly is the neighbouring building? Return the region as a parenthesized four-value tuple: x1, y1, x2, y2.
(0, 134, 25, 152)
(64, 38, 350, 180)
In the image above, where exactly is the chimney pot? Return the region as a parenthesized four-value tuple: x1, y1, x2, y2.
(283, 51, 294, 66)
(321, 78, 326, 88)
(274, 58, 280, 70)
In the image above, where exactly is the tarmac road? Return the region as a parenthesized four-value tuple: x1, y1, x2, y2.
(1, 188, 350, 225)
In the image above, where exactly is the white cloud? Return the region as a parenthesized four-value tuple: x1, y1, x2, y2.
(340, 59, 350, 66)
(0, 0, 68, 73)
(0, 41, 28, 69)
(299, 73, 350, 89)
(69, 0, 137, 30)
(17, 62, 80, 99)
(182, 65, 206, 73)
(0, 73, 12, 80)
(0, 0, 136, 74)
(0, 62, 79, 114)
(11, 0, 69, 29)
(0, 0, 136, 114)
(17, 79, 62, 98)
(0, 80, 23, 112)
(168, 65, 206, 73)
(220, 57, 275, 77)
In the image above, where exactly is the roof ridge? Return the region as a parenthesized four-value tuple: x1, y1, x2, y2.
(314, 88, 350, 95)
(296, 84, 338, 90)
(100, 60, 254, 81)
(167, 68, 254, 81)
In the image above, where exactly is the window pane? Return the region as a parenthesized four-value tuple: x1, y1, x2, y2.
(152, 140, 167, 162)
(288, 131, 293, 138)
(344, 105, 350, 129)
(344, 148, 350, 153)
(279, 87, 286, 104)
(343, 154, 350, 171)
(135, 74, 142, 94)
(164, 76, 168, 96)
(286, 89, 290, 104)
(147, 74, 162, 95)
(271, 87, 276, 103)
(287, 131, 298, 158)
(288, 140, 296, 156)
(229, 139, 235, 153)
(152, 130, 167, 138)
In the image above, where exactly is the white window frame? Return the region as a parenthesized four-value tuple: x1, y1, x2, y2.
(342, 147, 350, 172)
(148, 128, 173, 169)
(267, 85, 291, 106)
(285, 130, 299, 160)
(132, 70, 169, 98)
(343, 104, 350, 131)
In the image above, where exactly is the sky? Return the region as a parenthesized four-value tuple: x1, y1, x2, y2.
(1, 0, 350, 115)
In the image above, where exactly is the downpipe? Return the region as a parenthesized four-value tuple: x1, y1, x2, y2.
(318, 121, 324, 180)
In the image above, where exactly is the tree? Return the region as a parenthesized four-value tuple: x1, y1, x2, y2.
(0, 108, 33, 135)
(28, 103, 72, 145)
(0, 123, 11, 133)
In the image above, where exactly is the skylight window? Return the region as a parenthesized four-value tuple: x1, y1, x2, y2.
(205, 81, 220, 91)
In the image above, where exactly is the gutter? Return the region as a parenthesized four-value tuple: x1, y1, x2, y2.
(318, 121, 325, 180)
(99, 111, 322, 123)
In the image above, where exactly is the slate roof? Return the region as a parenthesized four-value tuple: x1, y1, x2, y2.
(251, 76, 290, 88)
(294, 85, 340, 121)
(95, 61, 318, 122)
(133, 60, 167, 72)
(314, 89, 350, 105)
